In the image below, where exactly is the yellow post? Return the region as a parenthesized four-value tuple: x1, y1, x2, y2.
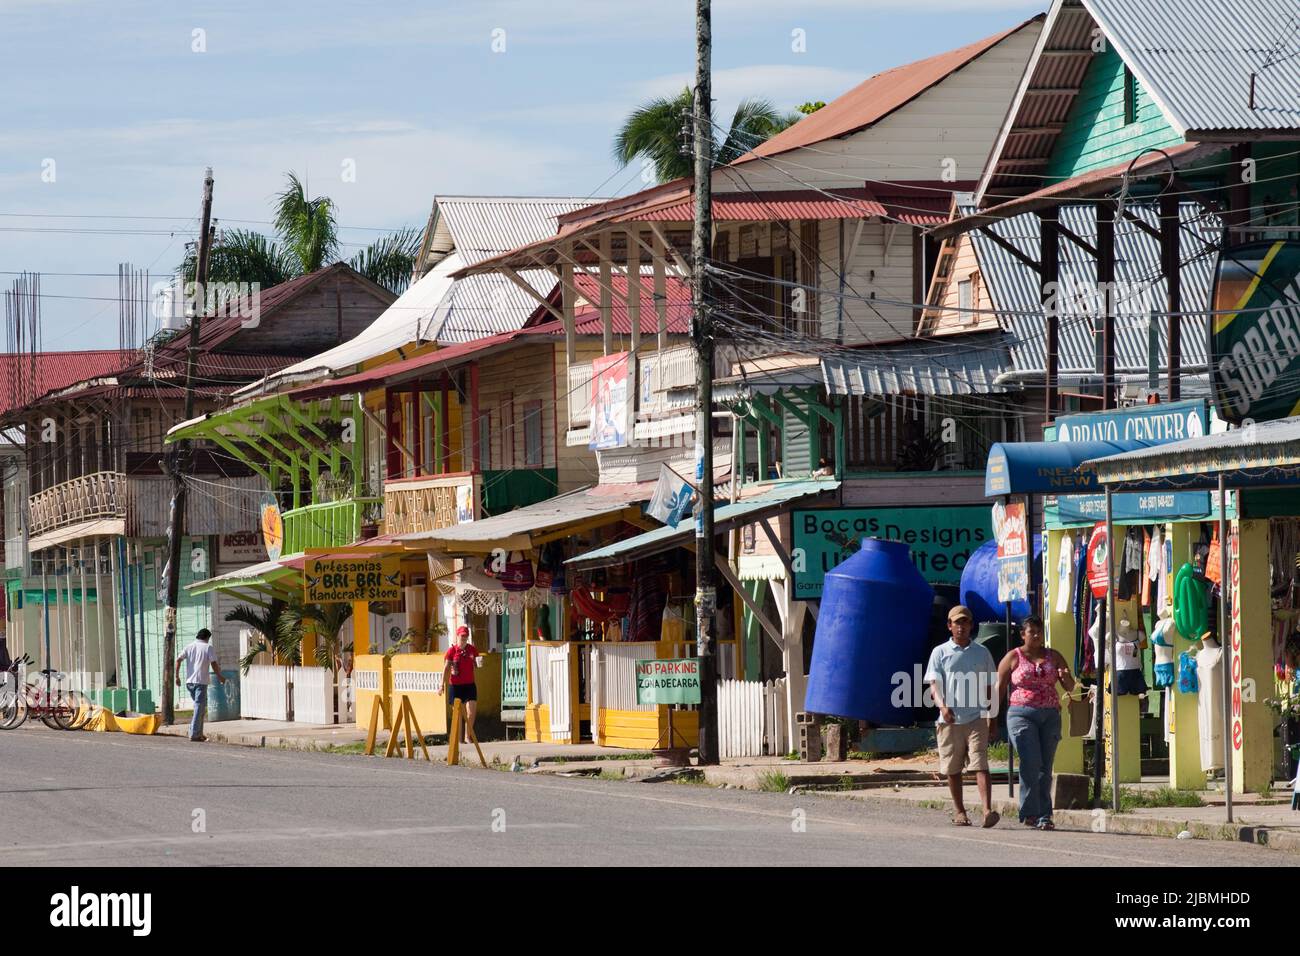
(1167, 522, 1203, 789)
(352, 601, 371, 653)
(448, 700, 462, 766)
(1046, 529, 1083, 773)
(301, 621, 317, 668)
(1103, 689, 1142, 783)
(1233, 519, 1272, 794)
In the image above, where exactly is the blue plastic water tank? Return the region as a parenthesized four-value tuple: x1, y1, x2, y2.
(207, 670, 241, 722)
(805, 538, 934, 724)
(958, 536, 1043, 624)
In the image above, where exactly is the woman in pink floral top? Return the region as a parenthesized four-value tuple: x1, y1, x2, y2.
(996, 616, 1075, 829)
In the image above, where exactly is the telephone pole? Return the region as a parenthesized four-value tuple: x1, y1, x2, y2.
(160, 167, 214, 725)
(692, 0, 719, 765)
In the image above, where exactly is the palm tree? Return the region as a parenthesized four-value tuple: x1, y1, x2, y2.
(180, 171, 421, 294)
(613, 88, 802, 183)
(227, 598, 294, 673)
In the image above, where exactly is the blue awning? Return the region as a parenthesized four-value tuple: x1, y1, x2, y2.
(984, 440, 1147, 496)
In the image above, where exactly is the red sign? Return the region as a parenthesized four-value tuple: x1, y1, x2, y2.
(995, 502, 1027, 559)
(1086, 523, 1109, 597)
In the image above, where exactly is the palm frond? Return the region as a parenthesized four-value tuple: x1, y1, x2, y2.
(716, 98, 791, 165)
(274, 171, 339, 274)
(178, 229, 297, 290)
(612, 88, 694, 183)
(349, 227, 422, 294)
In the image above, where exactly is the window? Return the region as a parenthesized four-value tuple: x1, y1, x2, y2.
(523, 402, 543, 467)
(1123, 67, 1137, 125)
(957, 277, 972, 319)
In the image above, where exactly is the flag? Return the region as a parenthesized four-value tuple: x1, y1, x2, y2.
(647, 464, 693, 527)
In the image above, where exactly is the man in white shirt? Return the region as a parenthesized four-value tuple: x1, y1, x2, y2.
(174, 628, 226, 742)
(923, 606, 1000, 828)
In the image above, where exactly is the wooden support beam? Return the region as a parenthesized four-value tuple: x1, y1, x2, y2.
(599, 232, 613, 354)
(1040, 212, 1060, 423)
(627, 229, 641, 356)
(653, 233, 669, 350)
(1161, 191, 1182, 402)
(1097, 200, 1116, 409)
(502, 266, 564, 323)
(714, 554, 784, 651)
(647, 221, 691, 275)
(978, 226, 1040, 272)
(1058, 222, 1099, 258)
(759, 517, 793, 576)
(1119, 207, 1162, 241)
(559, 260, 577, 365)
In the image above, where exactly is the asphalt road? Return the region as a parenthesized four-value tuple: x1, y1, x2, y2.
(1, 724, 1293, 867)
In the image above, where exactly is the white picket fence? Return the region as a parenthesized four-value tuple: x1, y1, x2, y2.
(292, 666, 335, 725)
(718, 678, 788, 758)
(240, 665, 292, 720)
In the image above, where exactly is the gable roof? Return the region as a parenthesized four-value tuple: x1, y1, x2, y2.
(979, 0, 1300, 202)
(734, 17, 1045, 165)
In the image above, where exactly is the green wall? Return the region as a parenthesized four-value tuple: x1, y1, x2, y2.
(1045, 45, 1181, 181)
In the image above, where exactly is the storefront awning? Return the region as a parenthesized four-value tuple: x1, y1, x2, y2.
(397, 485, 651, 554)
(984, 440, 1146, 496)
(1083, 417, 1300, 491)
(566, 479, 840, 571)
(188, 557, 302, 596)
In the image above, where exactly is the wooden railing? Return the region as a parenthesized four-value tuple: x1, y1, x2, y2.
(28, 471, 126, 536)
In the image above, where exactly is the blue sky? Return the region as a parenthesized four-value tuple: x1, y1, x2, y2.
(0, 0, 1041, 349)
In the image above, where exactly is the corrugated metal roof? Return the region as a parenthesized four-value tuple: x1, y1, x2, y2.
(0, 350, 135, 416)
(967, 200, 1220, 374)
(428, 269, 554, 344)
(396, 485, 650, 552)
(1085, 0, 1300, 135)
(565, 479, 841, 571)
(637, 190, 887, 222)
(431, 196, 605, 268)
(1084, 416, 1300, 487)
(712, 335, 1013, 399)
(733, 18, 1044, 164)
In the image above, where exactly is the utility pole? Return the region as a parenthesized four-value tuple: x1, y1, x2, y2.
(692, 0, 719, 765)
(160, 167, 214, 725)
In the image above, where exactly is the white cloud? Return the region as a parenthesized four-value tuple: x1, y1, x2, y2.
(636, 63, 869, 113)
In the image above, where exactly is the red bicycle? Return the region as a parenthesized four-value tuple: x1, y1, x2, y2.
(0, 655, 79, 730)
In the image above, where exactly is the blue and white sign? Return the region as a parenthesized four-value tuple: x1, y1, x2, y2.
(1054, 401, 1211, 522)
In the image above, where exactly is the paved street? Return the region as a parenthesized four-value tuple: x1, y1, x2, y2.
(2, 724, 1293, 867)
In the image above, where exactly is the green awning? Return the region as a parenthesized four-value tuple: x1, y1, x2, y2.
(566, 479, 839, 571)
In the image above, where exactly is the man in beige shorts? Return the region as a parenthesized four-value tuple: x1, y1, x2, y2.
(924, 605, 1000, 827)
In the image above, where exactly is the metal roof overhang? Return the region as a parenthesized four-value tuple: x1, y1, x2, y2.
(984, 439, 1147, 496)
(933, 142, 1220, 241)
(566, 480, 840, 572)
(1082, 417, 1300, 491)
(28, 518, 125, 553)
(188, 557, 301, 596)
(396, 486, 651, 555)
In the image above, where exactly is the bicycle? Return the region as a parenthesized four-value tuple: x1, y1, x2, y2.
(0, 655, 81, 730)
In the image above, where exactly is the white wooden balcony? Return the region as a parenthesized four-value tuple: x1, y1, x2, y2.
(28, 471, 125, 537)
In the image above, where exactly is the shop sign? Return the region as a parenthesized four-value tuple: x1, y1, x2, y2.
(304, 555, 402, 603)
(791, 506, 990, 599)
(260, 495, 284, 561)
(992, 501, 1028, 603)
(1054, 401, 1210, 522)
(218, 531, 265, 565)
(1211, 240, 1300, 424)
(1230, 530, 1242, 753)
(1086, 523, 1109, 597)
(635, 658, 701, 705)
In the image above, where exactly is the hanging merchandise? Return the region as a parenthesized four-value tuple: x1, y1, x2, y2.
(1055, 532, 1075, 615)
(1150, 606, 1177, 688)
(1205, 528, 1222, 585)
(1177, 650, 1199, 694)
(1173, 562, 1208, 640)
(1148, 526, 1165, 610)
(1196, 638, 1224, 771)
(1140, 530, 1153, 606)
(1088, 601, 1103, 673)
(1086, 523, 1109, 597)
(1113, 594, 1146, 696)
(499, 552, 535, 592)
(1124, 526, 1144, 575)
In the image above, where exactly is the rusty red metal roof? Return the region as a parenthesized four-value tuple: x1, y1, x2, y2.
(734, 17, 1044, 165)
(633, 189, 886, 222)
(0, 350, 135, 416)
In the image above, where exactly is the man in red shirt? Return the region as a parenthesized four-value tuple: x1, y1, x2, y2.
(442, 625, 479, 743)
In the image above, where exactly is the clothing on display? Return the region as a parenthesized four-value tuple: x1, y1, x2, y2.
(1196, 639, 1224, 771)
(1178, 650, 1199, 694)
(1055, 532, 1074, 615)
(1150, 608, 1177, 688)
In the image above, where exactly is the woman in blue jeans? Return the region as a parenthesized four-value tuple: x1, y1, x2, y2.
(996, 616, 1075, 829)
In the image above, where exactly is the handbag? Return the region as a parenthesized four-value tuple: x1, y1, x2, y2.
(499, 551, 535, 592)
(1065, 692, 1092, 737)
(1178, 650, 1199, 694)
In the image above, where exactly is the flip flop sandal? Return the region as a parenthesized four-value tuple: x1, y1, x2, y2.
(1036, 818, 1056, 830)
(982, 811, 1001, 829)
(952, 813, 972, 827)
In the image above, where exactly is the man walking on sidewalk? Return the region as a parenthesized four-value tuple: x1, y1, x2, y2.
(175, 628, 226, 742)
(924, 606, 1000, 828)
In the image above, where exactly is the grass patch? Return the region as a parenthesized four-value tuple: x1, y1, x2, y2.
(838, 775, 855, 791)
(597, 768, 626, 781)
(986, 741, 1010, 762)
(603, 752, 653, 760)
(1092, 785, 1206, 812)
(918, 799, 947, 810)
(847, 751, 884, 761)
(758, 770, 791, 793)
(782, 751, 801, 761)
(327, 741, 370, 755)
(671, 774, 711, 786)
